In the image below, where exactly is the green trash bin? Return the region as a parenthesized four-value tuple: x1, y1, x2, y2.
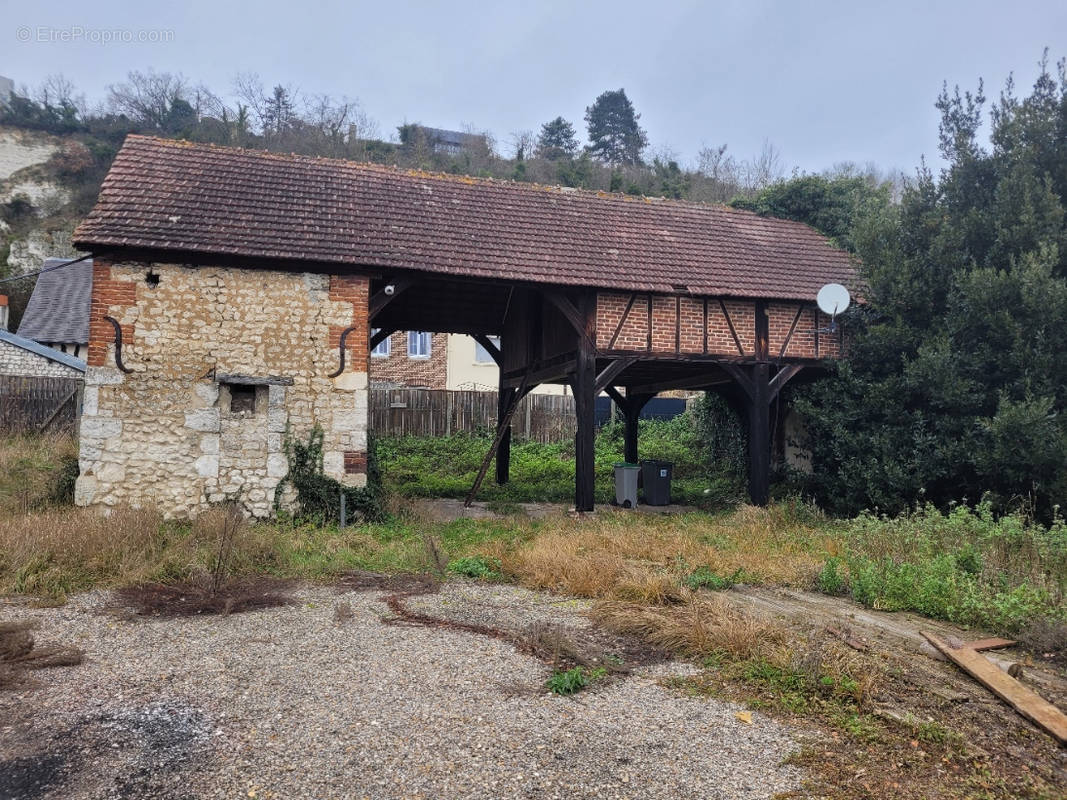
(613, 463, 640, 508)
(640, 460, 673, 506)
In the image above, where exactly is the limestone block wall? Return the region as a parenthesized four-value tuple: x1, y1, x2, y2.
(75, 260, 370, 518)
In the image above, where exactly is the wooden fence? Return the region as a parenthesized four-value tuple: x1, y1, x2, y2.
(0, 375, 82, 434)
(370, 388, 577, 442)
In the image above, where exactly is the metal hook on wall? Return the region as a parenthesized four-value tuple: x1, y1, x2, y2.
(328, 326, 358, 378)
(102, 315, 134, 374)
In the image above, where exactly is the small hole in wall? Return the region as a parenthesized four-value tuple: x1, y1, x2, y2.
(145, 270, 160, 288)
(225, 384, 258, 415)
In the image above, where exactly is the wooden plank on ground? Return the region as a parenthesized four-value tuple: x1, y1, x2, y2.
(922, 631, 1067, 745)
(965, 637, 1017, 652)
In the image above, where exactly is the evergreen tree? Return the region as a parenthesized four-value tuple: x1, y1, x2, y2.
(536, 116, 579, 160)
(263, 85, 295, 137)
(584, 89, 648, 166)
(731, 173, 892, 253)
(793, 55, 1067, 518)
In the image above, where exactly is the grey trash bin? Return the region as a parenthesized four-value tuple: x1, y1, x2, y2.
(613, 463, 640, 508)
(640, 460, 673, 506)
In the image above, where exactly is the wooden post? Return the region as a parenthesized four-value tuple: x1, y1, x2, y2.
(747, 363, 771, 506)
(574, 295, 597, 512)
(623, 392, 653, 464)
(495, 382, 515, 485)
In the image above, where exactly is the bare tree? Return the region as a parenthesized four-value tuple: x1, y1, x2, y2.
(233, 72, 268, 133)
(33, 74, 85, 115)
(740, 140, 784, 191)
(509, 130, 536, 160)
(107, 69, 189, 129)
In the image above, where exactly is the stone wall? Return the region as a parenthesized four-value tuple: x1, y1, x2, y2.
(0, 339, 83, 378)
(75, 260, 370, 518)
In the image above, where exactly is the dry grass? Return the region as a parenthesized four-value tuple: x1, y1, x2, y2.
(0, 433, 78, 515)
(590, 595, 786, 662)
(491, 504, 825, 602)
(0, 619, 83, 689)
(0, 507, 170, 598)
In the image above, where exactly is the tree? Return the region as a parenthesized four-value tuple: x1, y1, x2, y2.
(731, 173, 892, 252)
(584, 89, 647, 166)
(262, 85, 296, 138)
(536, 117, 579, 160)
(107, 70, 189, 130)
(792, 55, 1067, 519)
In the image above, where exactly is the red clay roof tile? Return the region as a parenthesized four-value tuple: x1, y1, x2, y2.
(73, 135, 857, 301)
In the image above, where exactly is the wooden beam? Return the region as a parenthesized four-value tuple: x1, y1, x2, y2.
(607, 294, 637, 350)
(472, 333, 502, 366)
(768, 364, 804, 400)
(923, 632, 1067, 745)
(465, 373, 528, 507)
(495, 383, 515, 485)
(543, 290, 585, 337)
(721, 363, 754, 401)
(747, 363, 771, 505)
(626, 374, 733, 396)
(604, 385, 628, 410)
(718, 300, 745, 356)
(574, 295, 597, 512)
(369, 327, 395, 350)
(778, 305, 806, 359)
(502, 358, 576, 388)
(623, 392, 654, 464)
(369, 278, 414, 320)
(594, 357, 638, 394)
(754, 299, 769, 360)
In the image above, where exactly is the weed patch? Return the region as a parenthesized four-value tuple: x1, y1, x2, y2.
(545, 665, 607, 696)
(448, 555, 502, 580)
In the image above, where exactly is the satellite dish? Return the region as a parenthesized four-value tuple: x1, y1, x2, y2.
(817, 283, 851, 317)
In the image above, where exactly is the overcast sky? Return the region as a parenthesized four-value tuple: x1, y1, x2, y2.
(4, 1, 1064, 175)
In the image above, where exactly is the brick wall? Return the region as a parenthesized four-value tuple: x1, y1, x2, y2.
(368, 331, 448, 388)
(76, 260, 370, 519)
(596, 292, 839, 359)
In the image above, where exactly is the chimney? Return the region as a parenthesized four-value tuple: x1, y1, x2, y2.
(0, 295, 7, 331)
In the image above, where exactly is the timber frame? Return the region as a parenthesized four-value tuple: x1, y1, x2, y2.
(370, 273, 844, 511)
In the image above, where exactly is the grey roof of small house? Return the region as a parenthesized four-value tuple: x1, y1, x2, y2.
(421, 126, 485, 148)
(16, 258, 93, 345)
(0, 329, 86, 372)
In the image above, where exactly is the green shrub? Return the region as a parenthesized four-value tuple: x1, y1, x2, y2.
(279, 426, 385, 523)
(448, 555, 501, 580)
(684, 566, 744, 591)
(816, 557, 846, 596)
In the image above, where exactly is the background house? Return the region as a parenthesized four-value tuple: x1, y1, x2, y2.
(370, 329, 566, 394)
(16, 257, 93, 360)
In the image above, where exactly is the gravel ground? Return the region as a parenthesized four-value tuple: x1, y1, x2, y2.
(1, 581, 804, 800)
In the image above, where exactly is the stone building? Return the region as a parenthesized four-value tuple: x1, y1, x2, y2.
(0, 328, 86, 379)
(70, 262, 368, 518)
(72, 135, 855, 517)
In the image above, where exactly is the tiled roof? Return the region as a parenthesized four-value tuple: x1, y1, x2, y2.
(73, 136, 858, 301)
(0, 329, 86, 372)
(16, 258, 93, 344)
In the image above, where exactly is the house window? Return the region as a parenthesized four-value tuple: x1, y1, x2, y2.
(474, 335, 500, 364)
(408, 331, 432, 359)
(371, 329, 391, 358)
